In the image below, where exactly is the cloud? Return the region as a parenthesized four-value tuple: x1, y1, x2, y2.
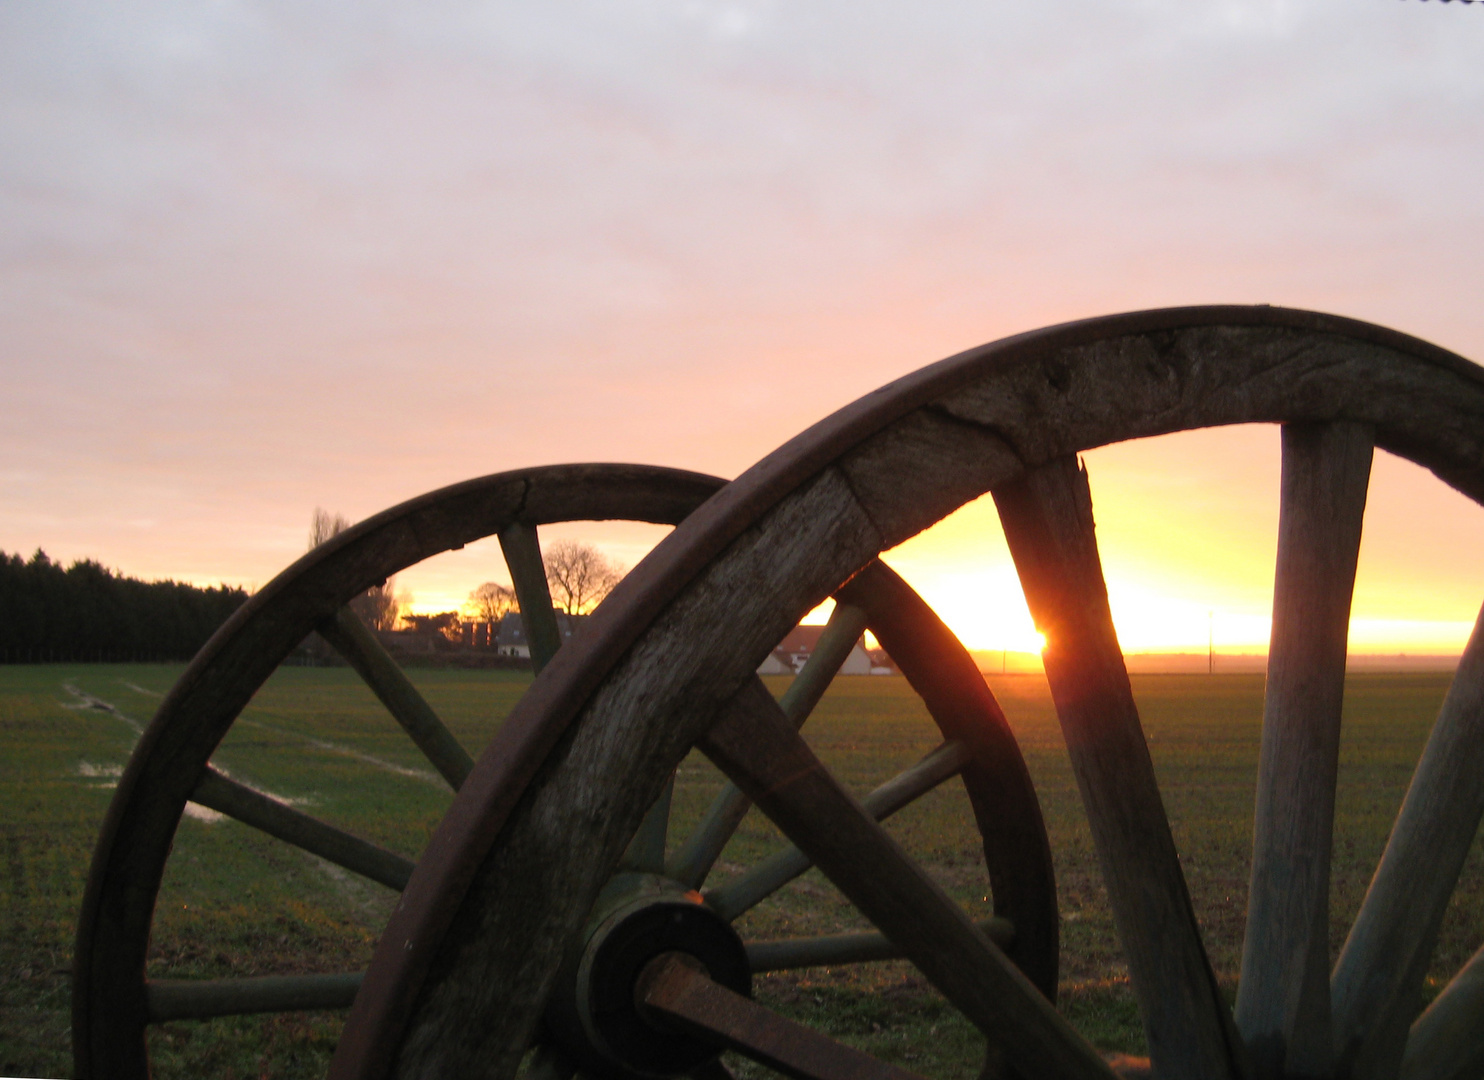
(1, 0, 1481, 612)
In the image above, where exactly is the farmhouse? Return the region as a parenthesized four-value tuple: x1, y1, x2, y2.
(764, 624, 877, 675)
(494, 610, 587, 659)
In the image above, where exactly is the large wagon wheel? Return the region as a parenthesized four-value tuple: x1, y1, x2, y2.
(329, 306, 1484, 1080)
(72, 464, 1058, 1077)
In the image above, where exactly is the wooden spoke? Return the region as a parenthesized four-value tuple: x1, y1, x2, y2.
(191, 768, 414, 892)
(746, 915, 1012, 973)
(699, 679, 1116, 1080)
(993, 456, 1244, 1080)
(836, 559, 1061, 999)
(620, 773, 674, 874)
(317, 606, 474, 790)
(1333, 603, 1484, 1079)
(1400, 942, 1484, 1080)
(499, 522, 563, 673)
(638, 952, 927, 1080)
(704, 740, 972, 921)
(1234, 422, 1373, 1078)
(667, 602, 871, 888)
(145, 971, 363, 1021)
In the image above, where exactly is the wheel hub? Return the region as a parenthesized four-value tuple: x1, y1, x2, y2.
(544, 873, 751, 1078)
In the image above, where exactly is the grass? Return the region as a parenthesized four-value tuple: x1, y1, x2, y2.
(2, 664, 1481, 1078)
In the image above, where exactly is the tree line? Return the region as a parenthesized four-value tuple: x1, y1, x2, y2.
(0, 549, 248, 663)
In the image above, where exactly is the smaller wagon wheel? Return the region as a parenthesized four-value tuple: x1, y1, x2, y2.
(335, 307, 1484, 1080)
(72, 463, 1057, 1079)
(72, 463, 720, 1076)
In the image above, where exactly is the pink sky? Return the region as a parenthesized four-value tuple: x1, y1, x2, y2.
(3, 2, 1483, 652)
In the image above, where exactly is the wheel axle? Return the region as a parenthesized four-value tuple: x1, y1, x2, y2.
(544, 873, 750, 1078)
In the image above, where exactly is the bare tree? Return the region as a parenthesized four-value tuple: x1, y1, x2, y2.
(353, 580, 405, 631)
(309, 507, 404, 631)
(543, 540, 623, 615)
(309, 507, 350, 549)
(467, 581, 517, 623)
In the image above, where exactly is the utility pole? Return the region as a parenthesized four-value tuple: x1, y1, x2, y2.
(1208, 610, 1215, 675)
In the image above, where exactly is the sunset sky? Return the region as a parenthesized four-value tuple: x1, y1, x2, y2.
(4, 2, 1483, 654)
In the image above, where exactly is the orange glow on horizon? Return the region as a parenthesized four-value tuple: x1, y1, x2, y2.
(391, 427, 1484, 658)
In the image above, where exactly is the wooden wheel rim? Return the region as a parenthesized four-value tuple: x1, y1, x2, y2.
(72, 464, 725, 1076)
(72, 463, 1055, 1078)
(335, 305, 1484, 1080)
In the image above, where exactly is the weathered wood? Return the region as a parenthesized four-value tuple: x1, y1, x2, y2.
(191, 767, 413, 891)
(667, 603, 870, 888)
(746, 916, 1012, 972)
(317, 606, 473, 789)
(145, 972, 363, 1021)
(1235, 422, 1373, 1079)
(381, 468, 885, 1080)
(993, 456, 1245, 1080)
(700, 681, 1116, 1080)
(1400, 942, 1484, 1080)
(705, 740, 971, 921)
(620, 773, 673, 873)
(1333, 603, 1484, 1079)
(639, 952, 926, 1080)
(498, 522, 563, 673)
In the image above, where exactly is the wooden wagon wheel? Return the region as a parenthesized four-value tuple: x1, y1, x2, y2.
(327, 306, 1484, 1080)
(71, 463, 1058, 1078)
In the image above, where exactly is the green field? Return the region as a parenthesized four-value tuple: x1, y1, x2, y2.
(2, 664, 1481, 1078)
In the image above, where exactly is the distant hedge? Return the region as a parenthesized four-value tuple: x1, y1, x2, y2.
(0, 549, 248, 663)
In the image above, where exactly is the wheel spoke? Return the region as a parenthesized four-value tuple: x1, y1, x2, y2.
(191, 767, 414, 891)
(667, 602, 870, 888)
(746, 915, 1012, 972)
(1400, 942, 1484, 1080)
(145, 971, 363, 1021)
(1333, 601, 1484, 1078)
(699, 679, 1115, 1080)
(705, 739, 972, 921)
(317, 606, 474, 789)
(638, 952, 927, 1080)
(499, 522, 564, 673)
(993, 455, 1244, 1080)
(836, 559, 1061, 999)
(621, 772, 675, 874)
(1233, 422, 1372, 1077)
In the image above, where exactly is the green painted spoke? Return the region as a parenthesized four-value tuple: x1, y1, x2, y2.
(666, 603, 870, 888)
(317, 606, 474, 789)
(704, 740, 971, 922)
(499, 522, 563, 673)
(746, 916, 1012, 973)
(621, 773, 675, 874)
(145, 971, 363, 1021)
(191, 767, 414, 891)
(699, 681, 1114, 1080)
